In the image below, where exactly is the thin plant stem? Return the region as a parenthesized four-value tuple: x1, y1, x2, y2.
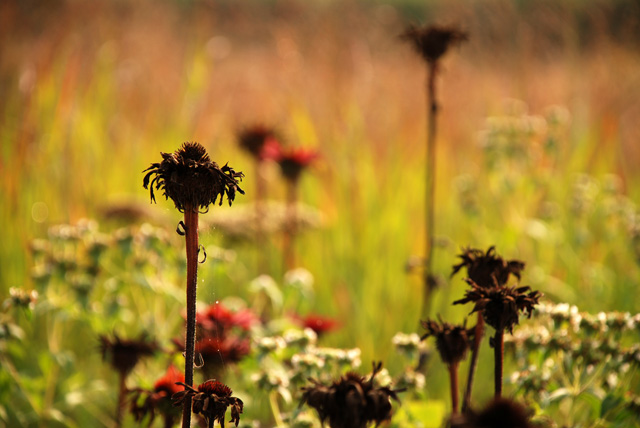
(182, 205, 199, 428)
(163, 415, 174, 428)
(269, 391, 285, 428)
(421, 60, 439, 320)
(494, 329, 504, 398)
(116, 372, 126, 428)
(462, 314, 485, 412)
(283, 179, 298, 271)
(448, 362, 460, 415)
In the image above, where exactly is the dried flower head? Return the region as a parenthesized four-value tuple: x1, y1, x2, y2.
(172, 380, 243, 427)
(466, 398, 533, 428)
(454, 280, 542, 334)
(451, 246, 525, 289)
(300, 362, 403, 428)
(99, 333, 158, 376)
(421, 318, 473, 365)
(401, 24, 468, 63)
(129, 365, 184, 426)
(237, 125, 281, 160)
(275, 147, 318, 183)
(143, 142, 245, 212)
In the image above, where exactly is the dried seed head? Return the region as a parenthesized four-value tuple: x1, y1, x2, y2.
(301, 362, 403, 428)
(172, 380, 243, 427)
(465, 398, 533, 428)
(143, 142, 245, 212)
(99, 333, 158, 376)
(451, 246, 525, 289)
(420, 318, 473, 365)
(401, 24, 468, 63)
(454, 280, 542, 334)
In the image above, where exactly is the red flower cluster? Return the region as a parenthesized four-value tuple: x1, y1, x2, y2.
(176, 302, 256, 379)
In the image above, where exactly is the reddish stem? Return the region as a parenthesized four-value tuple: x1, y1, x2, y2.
(494, 329, 504, 398)
(462, 314, 485, 412)
(182, 205, 199, 428)
(449, 362, 460, 415)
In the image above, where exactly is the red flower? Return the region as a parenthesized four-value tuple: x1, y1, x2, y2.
(237, 125, 281, 160)
(153, 365, 185, 397)
(295, 313, 340, 336)
(275, 147, 319, 182)
(196, 302, 258, 335)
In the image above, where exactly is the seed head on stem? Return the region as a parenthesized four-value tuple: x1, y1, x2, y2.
(420, 318, 473, 414)
(143, 142, 244, 428)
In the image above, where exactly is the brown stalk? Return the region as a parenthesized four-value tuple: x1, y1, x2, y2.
(422, 60, 438, 320)
(182, 204, 199, 428)
(462, 313, 484, 412)
(116, 372, 126, 427)
(494, 329, 504, 398)
(448, 361, 460, 415)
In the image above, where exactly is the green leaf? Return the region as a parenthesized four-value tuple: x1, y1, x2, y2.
(601, 394, 623, 418)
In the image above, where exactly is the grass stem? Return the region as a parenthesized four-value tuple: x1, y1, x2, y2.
(269, 391, 285, 428)
(283, 179, 298, 271)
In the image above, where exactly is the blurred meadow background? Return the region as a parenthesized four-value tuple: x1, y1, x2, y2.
(1, 0, 640, 426)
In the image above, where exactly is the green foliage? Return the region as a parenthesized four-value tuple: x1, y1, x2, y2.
(506, 302, 640, 428)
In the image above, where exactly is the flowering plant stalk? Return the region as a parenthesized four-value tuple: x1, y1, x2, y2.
(401, 25, 468, 319)
(451, 247, 524, 410)
(143, 142, 244, 427)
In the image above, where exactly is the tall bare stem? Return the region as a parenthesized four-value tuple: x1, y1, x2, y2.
(182, 205, 199, 428)
(448, 361, 460, 415)
(494, 329, 504, 398)
(462, 313, 484, 412)
(422, 61, 439, 320)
